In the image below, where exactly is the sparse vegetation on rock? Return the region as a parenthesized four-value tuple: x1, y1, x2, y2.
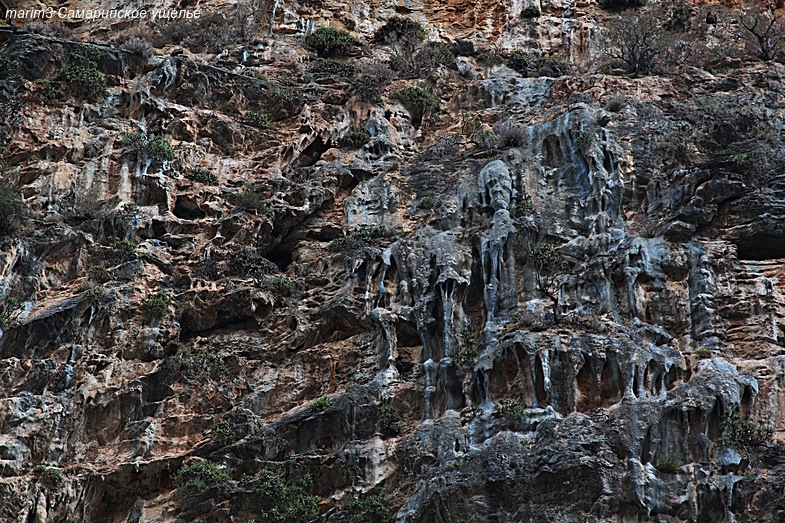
(5, 3, 785, 523)
(56, 47, 108, 99)
(175, 461, 231, 493)
(0, 184, 25, 238)
(305, 27, 360, 57)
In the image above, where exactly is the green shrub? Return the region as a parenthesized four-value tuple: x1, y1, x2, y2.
(310, 58, 358, 77)
(233, 184, 267, 213)
(82, 284, 107, 303)
(720, 411, 774, 451)
(569, 128, 592, 147)
(374, 17, 428, 73)
(513, 194, 535, 218)
(241, 111, 272, 129)
(340, 126, 371, 148)
(654, 451, 683, 473)
(265, 85, 301, 117)
(87, 264, 110, 282)
(119, 133, 175, 163)
(505, 51, 570, 77)
(0, 298, 24, 330)
(378, 405, 402, 437)
(352, 75, 382, 103)
(56, 47, 108, 100)
(166, 339, 186, 354)
(228, 247, 279, 277)
(305, 27, 359, 57)
(247, 470, 319, 523)
(263, 275, 296, 292)
(148, 138, 175, 161)
(312, 396, 332, 411)
(531, 243, 568, 273)
(329, 224, 390, 252)
(419, 196, 435, 209)
(175, 461, 230, 492)
(454, 327, 480, 368)
(394, 85, 440, 116)
(729, 153, 749, 166)
(97, 237, 138, 265)
(598, 0, 646, 9)
(36, 78, 60, 100)
(0, 56, 20, 80)
(33, 465, 65, 487)
(0, 185, 26, 238)
(498, 398, 527, 419)
(530, 243, 569, 321)
(142, 293, 169, 316)
(185, 167, 219, 186)
(110, 237, 139, 252)
(121, 202, 140, 216)
(694, 347, 711, 359)
(211, 420, 238, 445)
(373, 16, 426, 45)
(346, 494, 394, 523)
(521, 6, 541, 18)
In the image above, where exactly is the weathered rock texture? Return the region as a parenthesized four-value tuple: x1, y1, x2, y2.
(2, 0, 785, 522)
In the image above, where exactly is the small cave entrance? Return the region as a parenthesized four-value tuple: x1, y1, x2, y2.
(266, 245, 293, 270)
(707, 400, 723, 442)
(740, 386, 753, 418)
(173, 195, 206, 220)
(543, 135, 564, 168)
(395, 320, 421, 347)
(534, 353, 549, 407)
(640, 428, 652, 464)
(575, 356, 597, 412)
(735, 234, 785, 260)
(294, 136, 330, 168)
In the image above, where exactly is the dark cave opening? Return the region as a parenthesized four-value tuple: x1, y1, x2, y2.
(395, 320, 421, 347)
(294, 137, 329, 168)
(735, 235, 785, 260)
(173, 195, 206, 220)
(266, 246, 293, 270)
(741, 386, 752, 418)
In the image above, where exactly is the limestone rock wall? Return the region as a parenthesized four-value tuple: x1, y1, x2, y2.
(2, 1, 785, 522)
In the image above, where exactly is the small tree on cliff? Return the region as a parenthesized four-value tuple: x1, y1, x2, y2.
(603, 11, 672, 75)
(373, 16, 426, 73)
(529, 243, 569, 322)
(739, 9, 785, 61)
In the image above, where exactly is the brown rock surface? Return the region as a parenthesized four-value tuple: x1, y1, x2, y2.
(2, 1, 785, 522)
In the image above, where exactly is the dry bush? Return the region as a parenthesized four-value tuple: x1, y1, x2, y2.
(739, 9, 785, 61)
(604, 94, 627, 112)
(25, 22, 73, 39)
(153, 0, 270, 53)
(351, 61, 394, 103)
(493, 120, 528, 147)
(601, 10, 674, 75)
(412, 41, 455, 72)
(120, 37, 153, 59)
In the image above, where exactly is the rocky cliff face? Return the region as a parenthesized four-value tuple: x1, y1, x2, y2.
(2, 0, 785, 522)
